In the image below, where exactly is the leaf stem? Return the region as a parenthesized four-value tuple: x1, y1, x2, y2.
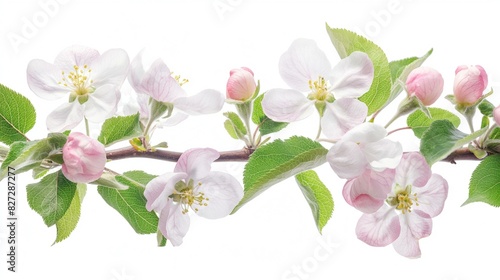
(85, 118, 90, 136)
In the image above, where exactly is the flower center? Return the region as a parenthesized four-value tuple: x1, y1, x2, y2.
(59, 65, 95, 102)
(308, 76, 333, 102)
(170, 179, 209, 214)
(387, 185, 419, 214)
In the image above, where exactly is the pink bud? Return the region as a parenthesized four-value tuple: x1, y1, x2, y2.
(226, 67, 256, 101)
(494, 105, 500, 126)
(405, 67, 444, 106)
(61, 132, 106, 183)
(453, 65, 488, 105)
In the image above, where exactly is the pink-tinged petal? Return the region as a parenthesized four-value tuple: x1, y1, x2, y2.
(193, 171, 243, 219)
(392, 216, 422, 258)
(356, 205, 400, 247)
(362, 139, 402, 171)
(321, 98, 368, 139)
(157, 112, 189, 128)
(343, 169, 395, 213)
(408, 210, 432, 239)
(128, 52, 147, 93)
(174, 148, 220, 181)
(330, 51, 374, 99)
(395, 152, 432, 188)
(174, 89, 224, 115)
(61, 132, 106, 183)
(27, 59, 68, 99)
(414, 174, 448, 217)
(46, 101, 84, 132)
(158, 201, 190, 246)
(144, 172, 187, 212)
(84, 85, 120, 123)
(342, 122, 387, 143)
(90, 48, 130, 88)
(261, 89, 315, 122)
(279, 39, 332, 92)
(139, 59, 184, 102)
(54, 45, 100, 71)
(327, 141, 368, 179)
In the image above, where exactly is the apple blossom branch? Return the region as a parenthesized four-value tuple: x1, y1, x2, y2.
(106, 146, 477, 163)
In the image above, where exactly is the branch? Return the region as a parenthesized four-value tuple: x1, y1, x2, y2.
(106, 147, 254, 162)
(441, 148, 483, 164)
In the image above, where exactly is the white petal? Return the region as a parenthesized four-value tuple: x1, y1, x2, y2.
(327, 141, 368, 179)
(392, 212, 432, 258)
(27, 59, 68, 99)
(356, 205, 400, 247)
(157, 112, 189, 128)
(330, 51, 374, 99)
(158, 201, 190, 247)
(46, 101, 84, 132)
(414, 174, 448, 217)
(174, 148, 220, 181)
(139, 59, 185, 102)
(321, 98, 368, 139)
(362, 139, 402, 171)
(395, 152, 432, 188)
(144, 172, 187, 212)
(193, 171, 243, 219)
(261, 89, 315, 122)
(279, 39, 332, 92)
(90, 48, 130, 88)
(392, 216, 422, 258)
(84, 85, 120, 122)
(174, 89, 224, 115)
(54, 45, 100, 71)
(342, 122, 387, 143)
(128, 51, 147, 93)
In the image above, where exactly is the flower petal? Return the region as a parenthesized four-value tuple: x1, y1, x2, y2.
(90, 48, 130, 88)
(27, 59, 68, 99)
(174, 89, 224, 115)
(414, 174, 448, 217)
(261, 89, 315, 122)
(327, 141, 368, 179)
(158, 200, 190, 247)
(362, 139, 402, 171)
(356, 205, 400, 247)
(279, 39, 332, 92)
(174, 148, 220, 181)
(392, 216, 422, 258)
(54, 45, 100, 71)
(330, 51, 374, 99)
(128, 52, 147, 93)
(395, 152, 432, 188)
(139, 59, 185, 102)
(46, 101, 84, 132)
(342, 122, 387, 143)
(392, 212, 432, 258)
(144, 172, 187, 212)
(343, 169, 395, 213)
(193, 171, 243, 219)
(321, 98, 368, 139)
(84, 85, 120, 123)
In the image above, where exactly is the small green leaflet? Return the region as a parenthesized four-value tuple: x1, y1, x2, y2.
(223, 112, 247, 140)
(98, 113, 143, 146)
(295, 170, 334, 233)
(0, 84, 36, 145)
(463, 155, 500, 207)
(407, 108, 461, 138)
(54, 183, 87, 244)
(478, 99, 495, 117)
(232, 136, 328, 213)
(251, 94, 288, 136)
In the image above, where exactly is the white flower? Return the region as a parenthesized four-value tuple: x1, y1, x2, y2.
(27, 45, 129, 132)
(261, 39, 374, 139)
(144, 148, 243, 246)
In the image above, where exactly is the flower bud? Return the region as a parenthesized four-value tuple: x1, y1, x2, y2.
(226, 67, 256, 102)
(494, 105, 500, 126)
(453, 65, 488, 105)
(61, 132, 106, 183)
(405, 67, 444, 106)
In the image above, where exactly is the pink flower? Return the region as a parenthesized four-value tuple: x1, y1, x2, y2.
(226, 67, 257, 102)
(61, 132, 106, 183)
(494, 105, 500, 126)
(346, 152, 448, 258)
(144, 148, 243, 246)
(453, 65, 488, 105)
(405, 67, 444, 106)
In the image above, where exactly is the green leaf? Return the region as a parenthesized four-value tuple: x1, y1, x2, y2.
(224, 120, 240, 140)
(326, 26, 391, 115)
(420, 120, 487, 165)
(295, 170, 334, 233)
(0, 84, 36, 145)
(232, 136, 328, 213)
(98, 170, 159, 234)
(224, 112, 247, 135)
(407, 108, 461, 138)
(251, 94, 288, 135)
(386, 49, 433, 107)
(54, 184, 86, 244)
(98, 113, 143, 146)
(27, 171, 77, 227)
(478, 99, 495, 117)
(464, 154, 500, 206)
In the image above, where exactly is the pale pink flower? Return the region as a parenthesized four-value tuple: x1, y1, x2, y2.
(61, 132, 106, 183)
(144, 148, 243, 246)
(348, 152, 448, 258)
(405, 67, 444, 106)
(453, 65, 488, 105)
(494, 105, 500, 126)
(226, 67, 257, 102)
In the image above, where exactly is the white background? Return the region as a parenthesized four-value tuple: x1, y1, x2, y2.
(1, 0, 500, 279)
